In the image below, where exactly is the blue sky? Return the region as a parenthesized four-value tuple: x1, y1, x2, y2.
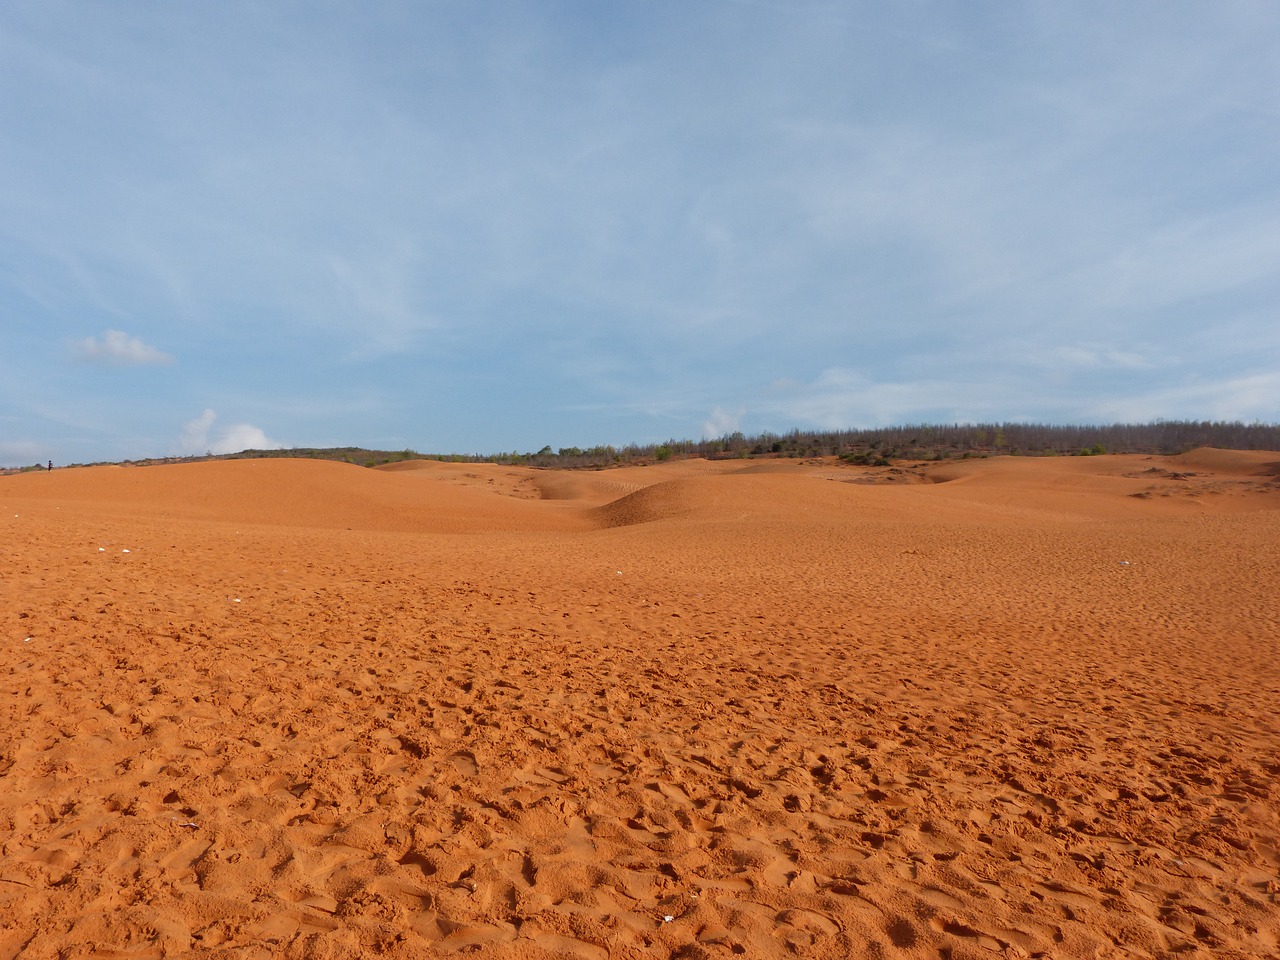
(3, 1, 1279, 465)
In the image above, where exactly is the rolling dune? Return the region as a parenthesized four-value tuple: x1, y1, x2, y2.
(2, 452, 1277, 958)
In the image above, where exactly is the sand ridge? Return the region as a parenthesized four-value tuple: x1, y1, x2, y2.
(2, 451, 1278, 958)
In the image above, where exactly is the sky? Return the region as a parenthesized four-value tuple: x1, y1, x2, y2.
(3, 1, 1279, 465)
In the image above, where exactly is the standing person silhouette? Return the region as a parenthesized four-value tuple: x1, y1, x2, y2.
(47, 460, 52, 472)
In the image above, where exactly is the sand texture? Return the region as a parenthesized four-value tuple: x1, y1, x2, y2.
(2, 451, 1278, 959)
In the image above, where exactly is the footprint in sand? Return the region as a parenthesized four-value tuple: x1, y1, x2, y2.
(525, 932, 609, 960)
(776, 906, 840, 939)
(917, 885, 967, 911)
(450, 751, 478, 777)
(437, 921, 518, 953)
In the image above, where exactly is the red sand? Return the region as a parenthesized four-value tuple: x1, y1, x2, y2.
(2, 451, 1278, 958)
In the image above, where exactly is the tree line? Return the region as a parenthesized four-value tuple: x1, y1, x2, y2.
(258, 420, 1280, 469)
(13, 420, 1277, 474)
(485, 420, 1280, 468)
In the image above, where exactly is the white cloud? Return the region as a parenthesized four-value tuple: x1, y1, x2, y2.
(176, 408, 283, 456)
(73, 329, 174, 366)
(702, 405, 744, 438)
(176, 409, 217, 454)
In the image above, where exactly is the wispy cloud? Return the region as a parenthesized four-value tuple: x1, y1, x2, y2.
(2, 4, 1278, 462)
(0, 438, 45, 466)
(762, 362, 1280, 434)
(1044, 344, 1157, 372)
(763, 369, 978, 430)
(72, 330, 173, 366)
(1084, 372, 1280, 425)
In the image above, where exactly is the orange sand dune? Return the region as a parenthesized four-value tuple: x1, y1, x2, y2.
(1167, 447, 1280, 475)
(5, 460, 583, 534)
(921, 449, 1280, 520)
(2, 453, 1278, 959)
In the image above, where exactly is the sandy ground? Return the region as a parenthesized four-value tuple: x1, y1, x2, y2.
(1, 450, 1278, 959)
